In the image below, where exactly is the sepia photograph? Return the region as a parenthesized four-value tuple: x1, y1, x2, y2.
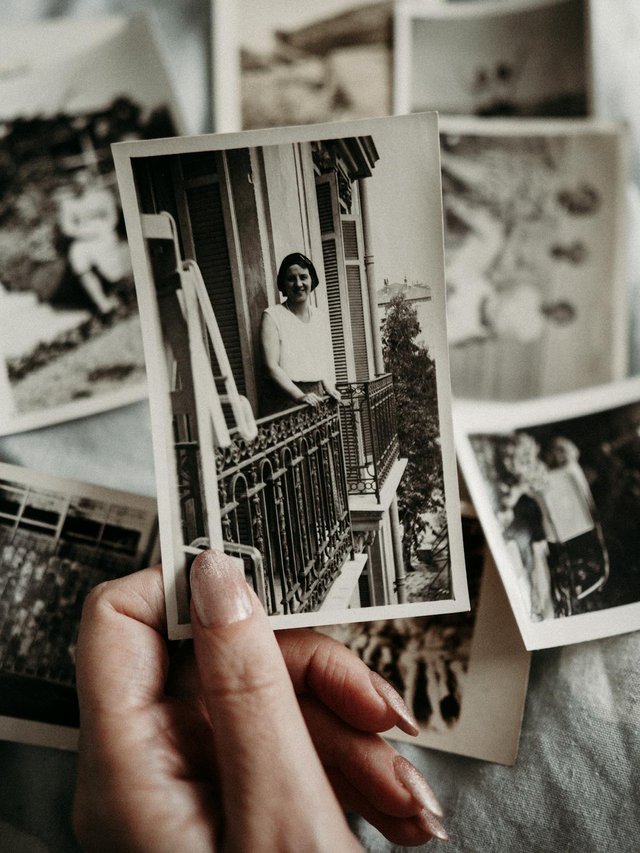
(439, 117, 628, 400)
(322, 513, 531, 765)
(394, 0, 592, 117)
(213, 0, 393, 132)
(114, 113, 467, 639)
(0, 463, 157, 749)
(456, 378, 640, 649)
(0, 16, 181, 436)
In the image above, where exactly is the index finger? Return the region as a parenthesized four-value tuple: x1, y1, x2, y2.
(75, 566, 168, 725)
(188, 550, 360, 850)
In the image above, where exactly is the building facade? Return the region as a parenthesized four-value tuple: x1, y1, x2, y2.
(133, 134, 408, 617)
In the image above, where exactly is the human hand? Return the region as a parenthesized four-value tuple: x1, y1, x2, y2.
(74, 552, 447, 851)
(300, 391, 323, 407)
(322, 383, 343, 404)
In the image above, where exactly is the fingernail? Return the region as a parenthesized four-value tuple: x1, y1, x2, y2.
(369, 671, 419, 736)
(190, 550, 253, 627)
(416, 808, 449, 842)
(394, 755, 444, 819)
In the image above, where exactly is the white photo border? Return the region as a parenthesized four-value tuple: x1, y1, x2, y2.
(113, 112, 469, 639)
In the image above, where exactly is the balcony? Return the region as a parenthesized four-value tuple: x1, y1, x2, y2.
(337, 373, 400, 502)
(212, 401, 353, 616)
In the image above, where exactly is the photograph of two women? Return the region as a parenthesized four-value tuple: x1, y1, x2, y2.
(114, 112, 468, 638)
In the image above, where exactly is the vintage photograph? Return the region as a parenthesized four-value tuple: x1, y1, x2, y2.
(439, 117, 627, 400)
(394, 0, 592, 117)
(455, 378, 640, 649)
(213, 0, 393, 132)
(0, 463, 157, 749)
(114, 113, 467, 639)
(323, 514, 531, 765)
(0, 16, 181, 436)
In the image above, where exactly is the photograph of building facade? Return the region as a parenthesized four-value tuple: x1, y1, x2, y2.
(122, 116, 465, 635)
(0, 464, 157, 737)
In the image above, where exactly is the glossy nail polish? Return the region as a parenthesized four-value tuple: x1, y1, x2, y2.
(394, 754, 444, 819)
(190, 550, 253, 627)
(417, 808, 449, 842)
(369, 670, 420, 736)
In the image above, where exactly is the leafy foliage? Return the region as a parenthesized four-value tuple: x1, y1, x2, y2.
(382, 294, 447, 567)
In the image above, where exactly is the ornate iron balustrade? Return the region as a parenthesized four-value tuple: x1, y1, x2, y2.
(337, 373, 400, 502)
(212, 401, 353, 616)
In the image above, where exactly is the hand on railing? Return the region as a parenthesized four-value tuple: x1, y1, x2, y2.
(299, 391, 324, 407)
(322, 381, 343, 404)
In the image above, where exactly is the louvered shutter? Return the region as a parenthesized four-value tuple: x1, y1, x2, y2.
(315, 175, 351, 383)
(342, 218, 369, 381)
(182, 156, 246, 396)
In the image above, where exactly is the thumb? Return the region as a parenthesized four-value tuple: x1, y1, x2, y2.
(189, 550, 360, 851)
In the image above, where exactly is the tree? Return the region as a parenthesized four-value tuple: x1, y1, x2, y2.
(382, 294, 447, 568)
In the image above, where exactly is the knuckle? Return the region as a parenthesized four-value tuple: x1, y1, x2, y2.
(214, 660, 281, 703)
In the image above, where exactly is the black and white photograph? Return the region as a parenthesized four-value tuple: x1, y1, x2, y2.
(439, 117, 627, 400)
(213, 0, 393, 132)
(113, 113, 467, 639)
(455, 378, 640, 649)
(0, 16, 181, 436)
(394, 0, 591, 118)
(0, 463, 157, 749)
(322, 513, 531, 765)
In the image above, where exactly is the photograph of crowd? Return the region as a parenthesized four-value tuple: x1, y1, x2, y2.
(214, 0, 393, 131)
(456, 379, 640, 649)
(394, 0, 590, 118)
(0, 16, 180, 435)
(323, 514, 531, 765)
(440, 118, 627, 400)
(0, 464, 157, 747)
(115, 113, 467, 638)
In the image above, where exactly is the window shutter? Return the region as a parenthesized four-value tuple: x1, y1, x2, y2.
(343, 220, 369, 381)
(315, 176, 350, 383)
(184, 179, 246, 396)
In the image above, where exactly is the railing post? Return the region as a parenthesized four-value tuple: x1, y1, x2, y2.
(389, 495, 407, 604)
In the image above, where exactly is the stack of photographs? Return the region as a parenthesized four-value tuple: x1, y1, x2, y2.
(209, 0, 637, 764)
(0, 15, 180, 749)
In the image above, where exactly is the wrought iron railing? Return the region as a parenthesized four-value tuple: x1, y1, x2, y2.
(337, 373, 400, 502)
(210, 400, 353, 616)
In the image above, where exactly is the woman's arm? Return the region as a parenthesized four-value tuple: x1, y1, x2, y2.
(261, 312, 322, 406)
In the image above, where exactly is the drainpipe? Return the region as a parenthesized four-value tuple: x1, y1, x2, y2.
(389, 495, 407, 603)
(359, 179, 385, 376)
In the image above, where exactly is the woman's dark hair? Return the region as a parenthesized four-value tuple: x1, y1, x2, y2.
(276, 252, 319, 293)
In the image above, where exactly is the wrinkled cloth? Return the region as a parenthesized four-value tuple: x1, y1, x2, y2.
(352, 632, 640, 852)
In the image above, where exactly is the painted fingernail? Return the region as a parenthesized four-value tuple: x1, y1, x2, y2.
(369, 671, 419, 736)
(417, 808, 449, 842)
(190, 550, 253, 627)
(394, 755, 444, 819)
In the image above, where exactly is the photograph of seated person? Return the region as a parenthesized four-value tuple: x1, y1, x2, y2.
(260, 252, 342, 416)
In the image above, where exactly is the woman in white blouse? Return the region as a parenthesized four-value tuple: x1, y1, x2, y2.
(260, 252, 341, 416)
